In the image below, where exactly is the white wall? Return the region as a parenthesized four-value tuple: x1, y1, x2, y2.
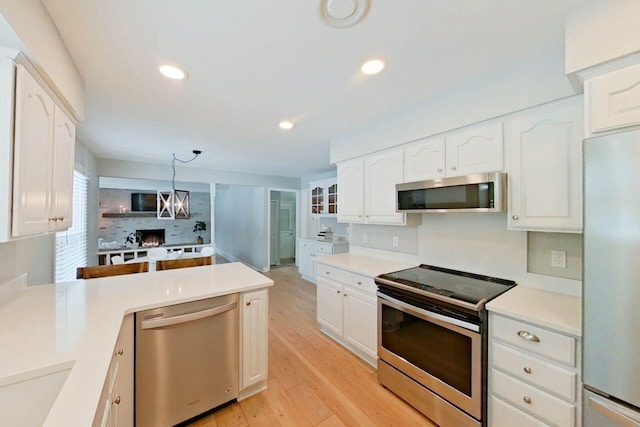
(0, 1, 84, 120)
(330, 46, 576, 163)
(214, 184, 266, 271)
(75, 140, 99, 265)
(0, 234, 54, 285)
(565, 0, 640, 73)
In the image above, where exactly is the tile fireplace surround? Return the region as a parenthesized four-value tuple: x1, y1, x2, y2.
(99, 189, 211, 245)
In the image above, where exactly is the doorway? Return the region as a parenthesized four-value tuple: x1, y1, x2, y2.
(269, 190, 297, 268)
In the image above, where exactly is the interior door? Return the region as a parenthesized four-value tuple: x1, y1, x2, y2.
(269, 200, 279, 266)
(279, 201, 294, 260)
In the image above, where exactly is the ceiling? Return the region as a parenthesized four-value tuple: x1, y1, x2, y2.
(41, 0, 585, 178)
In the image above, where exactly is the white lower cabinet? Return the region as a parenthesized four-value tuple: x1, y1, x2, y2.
(316, 263, 377, 366)
(239, 288, 269, 398)
(298, 238, 348, 283)
(93, 315, 133, 427)
(488, 313, 581, 427)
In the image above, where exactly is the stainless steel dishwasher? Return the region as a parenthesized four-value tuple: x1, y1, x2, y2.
(135, 294, 239, 427)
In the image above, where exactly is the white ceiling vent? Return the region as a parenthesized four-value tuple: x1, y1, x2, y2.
(317, 0, 370, 28)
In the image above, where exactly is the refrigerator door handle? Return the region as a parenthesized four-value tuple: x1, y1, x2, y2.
(589, 394, 640, 427)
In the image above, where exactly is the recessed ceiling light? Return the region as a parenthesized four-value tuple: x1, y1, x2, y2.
(361, 59, 386, 75)
(159, 65, 187, 80)
(279, 121, 295, 130)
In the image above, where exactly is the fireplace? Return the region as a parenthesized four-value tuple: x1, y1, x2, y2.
(137, 229, 165, 247)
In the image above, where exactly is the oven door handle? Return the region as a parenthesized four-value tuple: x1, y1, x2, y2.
(377, 292, 480, 333)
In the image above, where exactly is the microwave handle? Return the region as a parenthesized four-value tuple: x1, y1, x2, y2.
(377, 292, 480, 333)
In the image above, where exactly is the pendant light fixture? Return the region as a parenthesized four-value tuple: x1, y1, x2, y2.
(157, 150, 202, 220)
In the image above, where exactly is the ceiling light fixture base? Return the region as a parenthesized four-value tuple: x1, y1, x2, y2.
(317, 0, 370, 28)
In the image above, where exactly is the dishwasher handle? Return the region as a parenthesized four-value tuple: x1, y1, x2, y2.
(141, 301, 237, 329)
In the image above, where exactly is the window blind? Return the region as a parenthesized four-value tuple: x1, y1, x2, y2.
(55, 171, 89, 283)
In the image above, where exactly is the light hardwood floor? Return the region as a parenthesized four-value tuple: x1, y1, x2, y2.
(189, 265, 435, 427)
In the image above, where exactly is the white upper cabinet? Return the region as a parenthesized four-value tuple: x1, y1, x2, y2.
(445, 122, 504, 177)
(506, 98, 583, 233)
(403, 123, 503, 183)
(12, 65, 55, 237)
(11, 64, 75, 238)
(364, 149, 405, 224)
(51, 105, 76, 231)
(338, 149, 406, 225)
(309, 177, 337, 217)
(403, 136, 445, 181)
(337, 157, 365, 223)
(586, 63, 640, 136)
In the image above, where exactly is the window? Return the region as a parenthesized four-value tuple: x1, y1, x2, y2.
(55, 171, 89, 283)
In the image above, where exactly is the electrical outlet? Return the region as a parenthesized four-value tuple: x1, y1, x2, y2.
(551, 250, 567, 268)
(362, 233, 368, 244)
(392, 236, 399, 247)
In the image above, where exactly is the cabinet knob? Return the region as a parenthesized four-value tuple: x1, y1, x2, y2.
(337, 290, 341, 294)
(517, 330, 540, 342)
(115, 348, 124, 356)
(523, 396, 532, 404)
(113, 396, 121, 405)
(357, 281, 361, 285)
(437, 168, 443, 172)
(523, 366, 532, 374)
(451, 166, 457, 171)
(58, 216, 64, 221)
(365, 215, 370, 218)
(326, 271, 330, 275)
(343, 293, 347, 297)
(358, 215, 362, 218)
(246, 302, 251, 306)
(512, 215, 519, 220)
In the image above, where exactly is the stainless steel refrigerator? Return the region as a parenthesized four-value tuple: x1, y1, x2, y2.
(583, 129, 640, 426)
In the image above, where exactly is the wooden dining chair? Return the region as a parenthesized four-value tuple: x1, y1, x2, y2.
(76, 262, 149, 279)
(156, 256, 212, 271)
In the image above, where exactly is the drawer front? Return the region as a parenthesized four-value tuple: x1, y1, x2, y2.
(314, 243, 333, 254)
(491, 315, 576, 366)
(492, 369, 576, 427)
(490, 396, 550, 427)
(300, 240, 314, 250)
(316, 265, 376, 293)
(492, 343, 577, 401)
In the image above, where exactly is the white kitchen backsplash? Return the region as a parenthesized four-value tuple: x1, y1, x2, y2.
(98, 189, 211, 245)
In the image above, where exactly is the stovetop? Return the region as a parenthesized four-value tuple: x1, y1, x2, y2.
(376, 264, 516, 310)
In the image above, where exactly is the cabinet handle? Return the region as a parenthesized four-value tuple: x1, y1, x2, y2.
(523, 366, 532, 374)
(246, 302, 251, 306)
(437, 168, 443, 172)
(451, 166, 457, 171)
(512, 215, 519, 220)
(326, 271, 330, 275)
(523, 396, 532, 404)
(58, 216, 64, 221)
(113, 396, 121, 405)
(343, 293, 348, 297)
(115, 348, 123, 356)
(357, 281, 362, 285)
(365, 215, 370, 218)
(336, 290, 341, 294)
(517, 330, 540, 342)
(358, 215, 362, 218)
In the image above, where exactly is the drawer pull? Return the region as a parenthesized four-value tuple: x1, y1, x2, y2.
(523, 366, 532, 374)
(523, 396, 532, 404)
(326, 271, 330, 275)
(357, 281, 362, 285)
(115, 348, 124, 356)
(517, 330, 540, 342)
(113, 396, 121, 405)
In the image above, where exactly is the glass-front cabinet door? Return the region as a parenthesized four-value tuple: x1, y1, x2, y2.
(310, 178, 338, 217)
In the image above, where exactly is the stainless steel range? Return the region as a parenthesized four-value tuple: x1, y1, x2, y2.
(375, 265, 516, 427)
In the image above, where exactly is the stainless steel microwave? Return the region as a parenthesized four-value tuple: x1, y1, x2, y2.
(396, 172, 507, 213)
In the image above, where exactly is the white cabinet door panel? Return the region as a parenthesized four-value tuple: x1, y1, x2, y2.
(12, 64, 54, 236)
(445, 122, 503, 177)
(589, 63, 640, 134)
(337, 158, 364, 223)
(343, 286, 377, 358)
(403, 137, 445, 182)
(241, 289, 269, 389)
(51, 106, 75, 231)
(507, 100, 583, 232)
(364, 149, 404, 224)
(316, 278, 343, 336)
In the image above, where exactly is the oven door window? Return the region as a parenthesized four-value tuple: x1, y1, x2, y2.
(381, 303, 473, 396)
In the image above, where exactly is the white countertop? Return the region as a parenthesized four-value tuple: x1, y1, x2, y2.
(486, 285, 582, 337)
(300, 237, 349, 246)
(314, 253, 416, 278)
(0, 263, 273, 427)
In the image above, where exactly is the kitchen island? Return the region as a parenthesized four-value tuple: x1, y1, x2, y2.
(0, 262, 273, 427)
